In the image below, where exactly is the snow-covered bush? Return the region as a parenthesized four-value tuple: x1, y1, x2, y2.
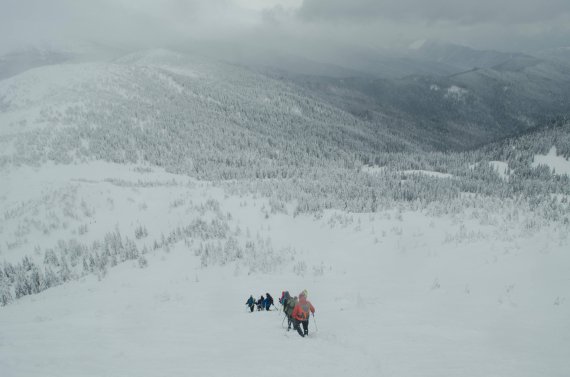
(135, 225, 148, 239)
(293, 261, 307, 276)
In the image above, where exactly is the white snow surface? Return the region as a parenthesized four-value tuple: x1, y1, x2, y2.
(489, 161, 510, 180)
(532, 146, 570, 176)
(402, 169, 452, 178)
(361, 165, 386, 174)
(0, 50, 220, 137)
(444, 85, 468, 102)
(361, 166, 452, 179)
(1, 161, 569, 377)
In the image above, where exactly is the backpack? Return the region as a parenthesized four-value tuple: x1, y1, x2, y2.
(285, 297, 297, 316)
(282, 291, 291, 306)
(298, 301, 311, 320)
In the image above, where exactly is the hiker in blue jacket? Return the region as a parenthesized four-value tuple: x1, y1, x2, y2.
(245, 295, 255, 312)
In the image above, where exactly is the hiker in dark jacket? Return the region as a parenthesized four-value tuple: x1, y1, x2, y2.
(281, 291, 291, 307)
(245, 295, 255, 312)
(256, 295, 265, 311)
(265, 293, 274, 311)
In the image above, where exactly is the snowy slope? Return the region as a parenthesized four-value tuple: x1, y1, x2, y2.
(1, 48, 569, 377)
(0, 48, 414, 182)
(1, 161, 569, 377)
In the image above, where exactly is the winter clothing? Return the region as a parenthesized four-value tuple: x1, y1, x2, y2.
(292, 294, 315, 322)
(265, 293, 274, 311)
(284, 296, 296, 316)
(293, 318, 309, 337)
(245, 295, 255, 312)
(284, 296, 298, 330)
(280, 291, 291, 306)
(291, 292, 315, 337)
(257, 296, 265, 311)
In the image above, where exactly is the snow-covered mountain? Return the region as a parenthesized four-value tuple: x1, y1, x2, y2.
(235, 41, 540, 80)
(277, 53, 570, 150)
(0, 48, 71, 81)
(536, 46, 570, 63)
(1, 48, 569, 377)
(406, 40, 530, 71)
(0, 49, 414, 176)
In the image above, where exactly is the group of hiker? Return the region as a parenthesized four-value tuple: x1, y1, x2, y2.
(245, 289, 316, 338)
(245, 293, 275, 312)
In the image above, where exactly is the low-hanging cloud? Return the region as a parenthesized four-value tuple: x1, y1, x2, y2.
(0, 0, 258, 53)
(298, 0, 570, 24)
(1, 0, 569, 61)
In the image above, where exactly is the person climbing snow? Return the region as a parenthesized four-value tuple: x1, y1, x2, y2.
(284, 294, 297, 331)
(292, 289, 315, 337)
(265, 293, 274, 311)
(280, 291, 291, 309)
(279, 291, 288, 305)
(245, 295, 255, 312)
(257, 295, 265, 311)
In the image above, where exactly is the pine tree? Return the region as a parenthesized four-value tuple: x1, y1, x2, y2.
(0, 274, 13, 306)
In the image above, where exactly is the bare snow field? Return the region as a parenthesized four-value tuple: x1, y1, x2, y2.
(1, 161, 569, 377)
(361, 165, 453, 179)
(532, 146, 570, 176)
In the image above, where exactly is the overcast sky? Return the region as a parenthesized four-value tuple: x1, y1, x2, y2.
(2, 0, 570, 56)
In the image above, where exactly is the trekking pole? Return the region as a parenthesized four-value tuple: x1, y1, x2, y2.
(312, 313, 318, 332)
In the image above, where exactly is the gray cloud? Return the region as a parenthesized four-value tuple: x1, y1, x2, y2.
(289, 0, 570, 54)
(298, 0, 570, 24)
(1, 0, 569, 65)
(0, 0, 255, 53)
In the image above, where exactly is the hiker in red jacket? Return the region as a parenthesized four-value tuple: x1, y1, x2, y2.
(291, 289, 315, 337)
